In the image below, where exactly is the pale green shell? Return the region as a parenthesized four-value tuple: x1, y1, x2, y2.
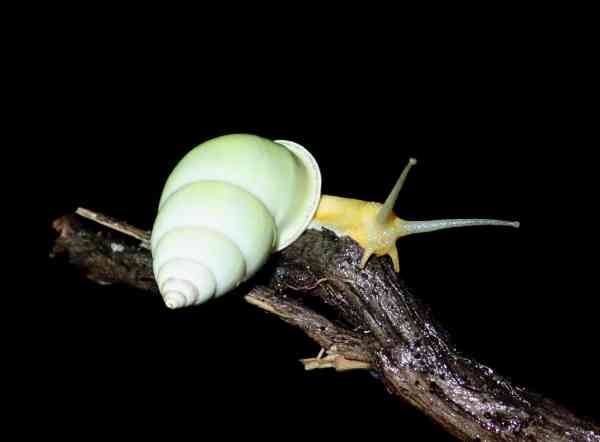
(151, 134, 321, 309)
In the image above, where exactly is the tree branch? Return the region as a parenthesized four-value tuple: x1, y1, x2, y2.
(50, 210, 600, 441)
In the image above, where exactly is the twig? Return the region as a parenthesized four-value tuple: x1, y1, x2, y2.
(76, 207, 151, 248)
(300, 354, 371, 372)
(50, 211, 600, 441)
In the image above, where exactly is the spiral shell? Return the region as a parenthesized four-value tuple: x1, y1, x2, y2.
(151, 134, 321, 309)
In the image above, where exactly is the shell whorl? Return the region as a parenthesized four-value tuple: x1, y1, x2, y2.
(151, 134, 322, 309)
(152, 181, 276, 308)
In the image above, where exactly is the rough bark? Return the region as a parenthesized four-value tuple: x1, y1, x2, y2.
(50, 212, 600, 442)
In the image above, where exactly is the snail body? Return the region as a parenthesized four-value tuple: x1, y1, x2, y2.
(152, 134, 518, 309)
(311, 158, 518, 272)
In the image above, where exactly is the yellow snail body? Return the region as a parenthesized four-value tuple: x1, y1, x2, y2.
(310, 158, 519, 272)
(152, 134, 518, 309)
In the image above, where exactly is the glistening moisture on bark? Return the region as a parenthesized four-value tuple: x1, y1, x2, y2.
(50, 211, 600, 442)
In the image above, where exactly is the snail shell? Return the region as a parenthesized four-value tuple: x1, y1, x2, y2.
(151, 134, 321, 309)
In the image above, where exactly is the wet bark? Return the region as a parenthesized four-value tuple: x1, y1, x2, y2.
(50, 212, 600, 441)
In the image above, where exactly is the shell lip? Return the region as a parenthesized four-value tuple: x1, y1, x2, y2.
(273, 139, 322, 251)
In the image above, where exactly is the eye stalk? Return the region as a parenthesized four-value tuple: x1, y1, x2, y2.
(376, 157, 417, 224)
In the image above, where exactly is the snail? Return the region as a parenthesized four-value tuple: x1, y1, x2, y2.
(151, 133, 519, 309)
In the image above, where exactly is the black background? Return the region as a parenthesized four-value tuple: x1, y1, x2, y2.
(15, 11, 597, 440)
